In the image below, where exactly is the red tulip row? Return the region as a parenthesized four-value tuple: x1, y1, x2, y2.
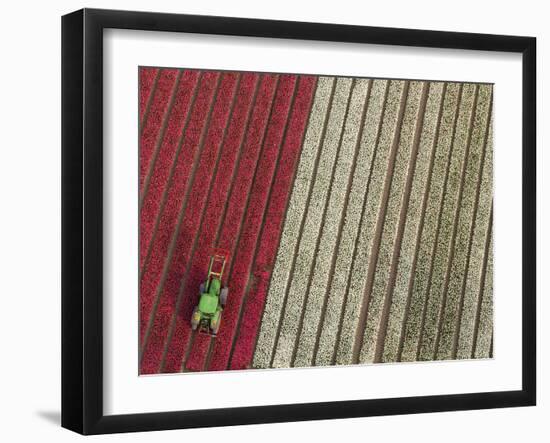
(183, 74, 281, 372)
(157, 73, 262, 374)
(139, 70, 200, 271)
(139, 67, 159, 123)
(139, 69, 178, 192)
(139, 71, 221, 357)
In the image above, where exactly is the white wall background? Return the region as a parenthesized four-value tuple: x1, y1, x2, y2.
(0, 0, 546, 441)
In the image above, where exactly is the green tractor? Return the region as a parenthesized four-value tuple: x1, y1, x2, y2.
(191, 250, 229, 336)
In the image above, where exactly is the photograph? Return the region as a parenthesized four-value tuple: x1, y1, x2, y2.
(138, 68, 494, 374)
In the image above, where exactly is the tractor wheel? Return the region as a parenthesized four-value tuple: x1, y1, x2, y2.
(191, 307, 200, 330)
(199, 282, 205, 294)
(212, 313, 221, 335)
(220, 287, 229, 306)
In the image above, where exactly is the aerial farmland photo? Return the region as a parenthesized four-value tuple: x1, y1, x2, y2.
(138, 67, 493, 375)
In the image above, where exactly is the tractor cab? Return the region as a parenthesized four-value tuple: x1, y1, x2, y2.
(191, 250, 229, 336)
(198, 278, 221, 314)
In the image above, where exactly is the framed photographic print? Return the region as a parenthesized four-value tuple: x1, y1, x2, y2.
(61, 8, 536, 434)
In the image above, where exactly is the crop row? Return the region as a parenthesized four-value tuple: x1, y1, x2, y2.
(139, 72, 226, 372)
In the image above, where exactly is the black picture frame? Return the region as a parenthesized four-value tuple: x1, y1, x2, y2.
(62, 8, 536, 435)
